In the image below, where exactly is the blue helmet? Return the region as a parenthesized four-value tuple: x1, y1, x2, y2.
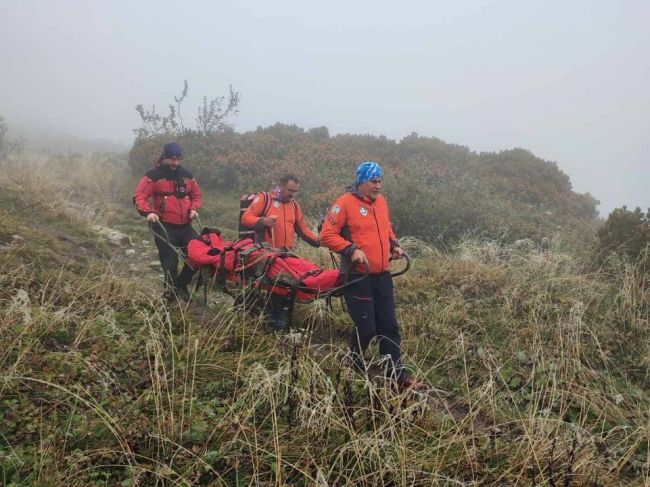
(356, 161, 383, 186)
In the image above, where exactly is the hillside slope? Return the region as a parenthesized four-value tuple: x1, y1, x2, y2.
(0, 153, 647, 486)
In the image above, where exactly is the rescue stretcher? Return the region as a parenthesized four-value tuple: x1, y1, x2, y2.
(185, 227, 410, 328)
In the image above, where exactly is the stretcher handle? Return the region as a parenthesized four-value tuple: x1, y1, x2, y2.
(148, 221, 193, 267)
(320, 260, 370, 298)
(390, 253, 411, 278)
(193, 213, 204, 230)
(149, 220, 171, 242)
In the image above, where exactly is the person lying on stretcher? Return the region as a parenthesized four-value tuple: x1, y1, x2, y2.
(187, 229, 340, 304)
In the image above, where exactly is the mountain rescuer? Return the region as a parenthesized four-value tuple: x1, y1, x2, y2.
(240, 174, 319, 330)
(320, 161, 413, 388)
(134, 142, 202, 302)
(240, 174, 319, 250)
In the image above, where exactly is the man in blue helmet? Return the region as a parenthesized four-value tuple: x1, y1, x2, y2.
(321, 161, 413, 388)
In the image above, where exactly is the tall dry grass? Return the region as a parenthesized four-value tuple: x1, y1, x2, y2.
(0, 153, 648, 485)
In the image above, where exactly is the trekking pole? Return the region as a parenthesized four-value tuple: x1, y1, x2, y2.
(329, 251, 339, 269)
(271, 227, 276, 249)
(194, 213, 204, 230)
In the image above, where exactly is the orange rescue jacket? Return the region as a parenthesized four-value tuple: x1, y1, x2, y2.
(240, 190, 319, 249)
(320, 189, 398, 274)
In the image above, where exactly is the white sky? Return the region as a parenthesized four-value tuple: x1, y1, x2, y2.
(1, 0, 648, 214)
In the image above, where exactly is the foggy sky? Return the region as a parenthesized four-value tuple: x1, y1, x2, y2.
(2, 0, 648, 215)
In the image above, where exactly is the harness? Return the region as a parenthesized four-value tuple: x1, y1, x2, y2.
(158, 175, 187, 219)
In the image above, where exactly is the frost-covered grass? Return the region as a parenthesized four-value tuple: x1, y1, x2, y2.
(0, 154, 648, 485)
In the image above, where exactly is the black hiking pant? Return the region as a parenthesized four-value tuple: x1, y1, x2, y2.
(267, 293, 288, 323)
(343, 272, 404, 379)
(152, 223, 197, 292)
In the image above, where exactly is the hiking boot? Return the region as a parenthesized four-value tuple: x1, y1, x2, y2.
(396, 372, 415, 389)
(267, 319, 287, 333)
(350, 354, 367, 376)
(163, 289, 175, 303)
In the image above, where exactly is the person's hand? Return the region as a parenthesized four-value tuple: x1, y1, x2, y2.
(351, 249, 369, 269)
(189, 209, 198, 220)
(146, 213, 159, 223)
(391, 246, 405, 260)
(262, 215, 278, 228)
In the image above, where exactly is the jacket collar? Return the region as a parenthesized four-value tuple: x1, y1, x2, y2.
(270, 188, 295, 204)
(346, 184, 374, 204)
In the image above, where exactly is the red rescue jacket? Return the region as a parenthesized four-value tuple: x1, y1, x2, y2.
(320, 188, 398, 274)
(134, 165, 202, 225)
(240, 190, 318, 249)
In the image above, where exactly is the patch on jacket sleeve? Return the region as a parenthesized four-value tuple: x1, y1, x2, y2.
(326, 204, 341, 225)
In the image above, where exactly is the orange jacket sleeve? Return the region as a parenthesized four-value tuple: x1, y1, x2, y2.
(293, 202, 319, 247)
(240, 192, 267, 229)
(320, 198, 356, 255)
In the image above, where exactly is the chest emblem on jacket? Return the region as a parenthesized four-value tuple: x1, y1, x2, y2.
(273, 201, 280, 208)
(359, 207, 368, 216)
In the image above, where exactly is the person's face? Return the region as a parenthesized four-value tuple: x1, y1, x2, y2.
(161, 155, 182, 170)
(358, 177, 382, 201)
(280, 179, 300, 201)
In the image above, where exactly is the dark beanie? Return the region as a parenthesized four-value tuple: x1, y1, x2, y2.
(163, 142, 182, 159)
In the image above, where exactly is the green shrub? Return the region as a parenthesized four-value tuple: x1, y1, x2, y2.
(597, 206, 650, 263)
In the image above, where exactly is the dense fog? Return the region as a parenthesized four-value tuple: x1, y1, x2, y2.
(1, 0, 648, 214)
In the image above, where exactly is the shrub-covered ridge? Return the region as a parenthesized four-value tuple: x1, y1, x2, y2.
(130, 127, 599, 246)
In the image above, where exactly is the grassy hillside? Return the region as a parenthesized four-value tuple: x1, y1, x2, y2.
(0, 153, 648, 486)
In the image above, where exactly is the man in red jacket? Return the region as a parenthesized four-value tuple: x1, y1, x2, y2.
(134, 142, 202, 301)
(241, 174, 319, 331)
(320, 161, 412, 387)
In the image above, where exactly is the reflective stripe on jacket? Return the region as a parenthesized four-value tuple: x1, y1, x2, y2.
(240, 190, 318, 249)
(320, 189, 398, 274)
